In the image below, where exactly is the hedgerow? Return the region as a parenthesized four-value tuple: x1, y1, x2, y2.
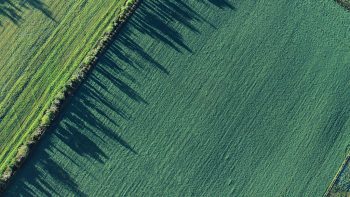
(0, 0, 140, 192)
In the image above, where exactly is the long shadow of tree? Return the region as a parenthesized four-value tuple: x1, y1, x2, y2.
(0, 0, 54, 26)
(5, 0, 236, 196)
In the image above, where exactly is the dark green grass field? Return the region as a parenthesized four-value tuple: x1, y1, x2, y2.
(5, 0, 350, 196)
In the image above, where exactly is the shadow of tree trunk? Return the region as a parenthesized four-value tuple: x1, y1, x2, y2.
(0, 0, 55, 26)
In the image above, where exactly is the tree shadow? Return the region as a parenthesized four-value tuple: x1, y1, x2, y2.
(207, 0, 236, 9)
(0, 0, 21, 25)
(320, 91, 350, 195)
(330, 158, 350, 194)
(19, 0, 55, 21)
(4, 54, 139, 195)
(4, 0, 235, 195)
(0, 0, 55, 25)
(128, 0, 198, 53)
(4, 147, 88, 196)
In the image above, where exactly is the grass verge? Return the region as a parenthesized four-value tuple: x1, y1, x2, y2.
(0, 0, 140, 192)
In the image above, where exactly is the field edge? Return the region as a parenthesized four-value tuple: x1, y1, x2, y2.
(0, 0, 140, 192)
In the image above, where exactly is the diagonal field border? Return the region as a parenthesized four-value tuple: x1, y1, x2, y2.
(0, 0, 140, 192)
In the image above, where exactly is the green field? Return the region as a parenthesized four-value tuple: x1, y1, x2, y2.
(330, 158, 350, 195)
(5, 0, 350, 196)
(0, 0, 128, 174)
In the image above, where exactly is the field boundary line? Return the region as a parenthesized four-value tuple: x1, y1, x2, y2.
(0, 0, 122, 174)
(323, 2, 350, 196)
(0, 0, 140, 193)
(324, 154, 350, 196)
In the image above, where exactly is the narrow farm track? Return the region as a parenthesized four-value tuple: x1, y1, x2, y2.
(0, 0, 128, 174)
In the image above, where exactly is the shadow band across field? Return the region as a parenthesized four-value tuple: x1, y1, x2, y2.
(0, 0, 54, 25)
(4, 0, 235, 196)
(4, 0, 350, 196)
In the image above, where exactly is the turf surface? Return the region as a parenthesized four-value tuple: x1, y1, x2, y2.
(0, 0, 127, 174)
(5, 0, 350, 196)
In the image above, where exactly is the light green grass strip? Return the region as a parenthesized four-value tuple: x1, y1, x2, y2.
(0, 0, 129, 175)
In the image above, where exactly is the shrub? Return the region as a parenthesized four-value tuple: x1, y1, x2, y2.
(16, 145, 29, 158)
(41, 110, 55, 126)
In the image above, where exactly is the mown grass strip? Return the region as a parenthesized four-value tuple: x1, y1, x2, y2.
(0, 0, 140, 192)
(0, 0, 120, 169)
(0, 0, 127, 176)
